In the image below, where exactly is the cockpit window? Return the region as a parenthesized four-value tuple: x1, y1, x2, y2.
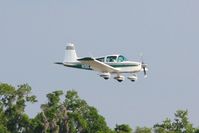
(118, 55, 128, 62)
(96, 57, 105, 62)
(106, 56, 117, 62)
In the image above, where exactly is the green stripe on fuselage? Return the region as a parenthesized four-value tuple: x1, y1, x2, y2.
(64, 63, 92, 70)
(109, 64, 138, 68)
(63, 62, 138, 70)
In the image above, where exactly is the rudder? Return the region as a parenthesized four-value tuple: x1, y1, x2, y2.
(64, 43, 78, 63)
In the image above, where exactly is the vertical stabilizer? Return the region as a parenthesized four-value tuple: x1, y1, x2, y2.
(64, 43, 78, 63)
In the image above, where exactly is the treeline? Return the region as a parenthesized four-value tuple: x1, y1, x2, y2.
(0, 83, 198, 133)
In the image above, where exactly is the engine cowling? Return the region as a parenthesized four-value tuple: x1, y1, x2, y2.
(100, 73, 111, 80)
(128, 75, 138, 82)
(114, 75, 125, 82)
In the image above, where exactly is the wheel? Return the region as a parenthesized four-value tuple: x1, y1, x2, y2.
(117, 80, 123, 82)
(104, 77, 109, 80)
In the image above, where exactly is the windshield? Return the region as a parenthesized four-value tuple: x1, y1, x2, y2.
(118, 55, 128, 62)
(96, 57, 105, 62)
(106, 56, 117, 62)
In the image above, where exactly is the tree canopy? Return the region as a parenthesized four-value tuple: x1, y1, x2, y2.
(0, 83, 198, 133)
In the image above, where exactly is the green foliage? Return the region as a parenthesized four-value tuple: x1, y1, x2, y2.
(0, 83, 37, 133)
(154, 110, 195, 133)
(36, 90, 65, 133)
(1, 83, 199, 133)
(0, 124, 10, 133)
(195, 129, 199, 133)
(135, 127, 152, 133)
(32, 90, 112, 133)
(65, 90, 112, 133)
(115, 124, 132, 133)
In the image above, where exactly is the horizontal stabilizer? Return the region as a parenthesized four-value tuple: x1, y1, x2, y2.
(54, 62, 64, 65)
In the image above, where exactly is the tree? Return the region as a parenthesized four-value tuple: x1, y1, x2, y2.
(195, 129, 199, 133)
(154, 110, 194, 133)
(2, 83, 199, 133)
(33, 90, 66, 133)
(0, 107, 9, 133)
(0, 83, 37, 133)
(32, 90, 112, 133)
(114, 124, 132, 133)
(134, 127, 152, 133)
(64, 90, 112, 133)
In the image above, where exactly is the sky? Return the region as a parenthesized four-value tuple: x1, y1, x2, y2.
(0, 0, 199, 129)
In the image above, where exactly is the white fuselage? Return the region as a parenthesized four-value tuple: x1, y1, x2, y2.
(56, 43, 148, 82)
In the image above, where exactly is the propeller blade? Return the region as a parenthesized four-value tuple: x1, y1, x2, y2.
(141, 62, 148, 78)
(143, 67, 147, 78)
(139, 53, 148, 78)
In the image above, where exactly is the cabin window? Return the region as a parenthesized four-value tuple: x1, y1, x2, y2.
(118, 55, 128, 62)
(106, 56, 117, 62)
(96, 57, 105, 62)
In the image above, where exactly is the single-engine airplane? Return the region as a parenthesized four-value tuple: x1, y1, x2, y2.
(55, 43, 148, 82)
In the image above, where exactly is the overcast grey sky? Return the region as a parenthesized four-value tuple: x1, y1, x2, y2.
(0, 0, 199, 128)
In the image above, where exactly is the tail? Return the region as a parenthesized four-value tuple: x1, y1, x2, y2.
(63, 43, 78, 63)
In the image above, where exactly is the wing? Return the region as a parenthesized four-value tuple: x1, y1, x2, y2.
(78, 57, 119, 73)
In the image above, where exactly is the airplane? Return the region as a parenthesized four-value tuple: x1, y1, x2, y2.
(55, 43, 148, 82)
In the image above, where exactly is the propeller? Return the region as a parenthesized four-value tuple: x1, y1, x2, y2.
(142, 61, 147, 78)
(140, 53, 148, 78)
